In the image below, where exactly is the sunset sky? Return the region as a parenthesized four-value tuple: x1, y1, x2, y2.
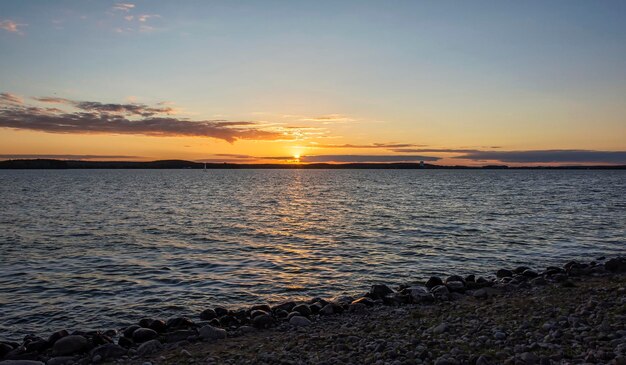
(1, 1, 625, 165)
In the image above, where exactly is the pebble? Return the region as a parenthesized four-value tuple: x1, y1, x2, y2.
(52, 335, 88, 356)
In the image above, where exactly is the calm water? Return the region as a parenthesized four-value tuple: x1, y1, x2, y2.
(0, 169, 625, 338)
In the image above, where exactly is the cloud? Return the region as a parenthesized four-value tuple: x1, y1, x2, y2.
(391, 148, 480, 153)
(0, 92, 23, 104)
(137, 14, 160, 22)
(0, 20, 26, 34)
(0, 95, 291, 143)
(34, 97, 174, 116)
(299, 114, 356, 124)
(456, 150, 626, 164)
(112, 3, 135, 12)
(0, 154, 140, 160)
(316, 143, 424, 149)
(261, 155, 440, 163)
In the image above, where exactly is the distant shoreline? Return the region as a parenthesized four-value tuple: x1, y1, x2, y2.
(0, 159, 625, 170)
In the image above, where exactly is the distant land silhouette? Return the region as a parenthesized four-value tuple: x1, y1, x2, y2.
(0, 159, 624, 170)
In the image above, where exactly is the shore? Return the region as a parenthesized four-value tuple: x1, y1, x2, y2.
(1, 257, 625, 365)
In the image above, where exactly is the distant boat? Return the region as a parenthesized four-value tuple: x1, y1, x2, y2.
(204, 163, 207, 171)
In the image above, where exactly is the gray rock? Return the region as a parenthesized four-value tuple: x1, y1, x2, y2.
(496, 269, 513, 278)
(199, 325, 227, 340)
(406, 286, 434, 303)
(319, 303, 335, 315)
(434, 356, 459, 365)
(136, 339, 161, 357)
(494, 331, 507, 340)
(433, 323, 448, 334)
(349, 303, 367, 313)
(369, 284, 394, 298)
(165, 330, 196, 343)
(476, 355, 493, 365)
(52, 335, 88, 356)
(132, 328, 158, 343)
(289, 316, 312, 327)
(46, 357, 75, 365)
(251, 314, 274, 329)
(520, 352, 539, 364)
(473, 287, 501, 299)
(90, 343, 127, 360)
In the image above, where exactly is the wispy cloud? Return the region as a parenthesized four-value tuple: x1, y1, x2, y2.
(0, 20, 26, 34)
(0, 92, 23, 104)
(1, 95, 293, 143)
(391, 148, 481, 153)
(112, 3, 135, 12)
(299, 114, 356, 124)
(315, 143, 425, 149)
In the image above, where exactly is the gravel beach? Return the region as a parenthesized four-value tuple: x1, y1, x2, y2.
(1, 257, 625, 365)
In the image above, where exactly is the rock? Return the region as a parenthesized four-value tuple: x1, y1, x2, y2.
(520, 352, 539, 364)
(465, 274, 476, 282)
(132, 328, 158, 343)
(136, 339, 161, 357)
(271, 301, 296, 313)
(147, 319, 166, 333)
(494, 331, 506, 340)
(251, 314, 274, 329)
(431, 285, 450, 300)
(175, 348, 190, 357)
(434, 356, 459, 365)
(445, 275, 465, 284)
(351, 297, 375, 306)
(522, 269, 539, 278)
(0, 343, 12, 358)
(369, 284, 394, 298)
(122, 325, 140, 338)
(250, 304, 271, 313)
(605, 257, 626, 272)
(24, 340, 48, 353)
(90, 343, 127, 361)
(46, 357, 75, 365)
(433, 323, 448, 334)
(199, 308, 217, 320)
(473, 287, 501, 298)
(199, 325, 227, 341)
(165, 330, 197, 343)
(476, 355, 493, 365)
(446, 281, 465, 293)
(289, 316, 311, 327)
(406, 286, 434, 303)
(46, 330, 69, 346)
(218, 315, 238, 327)
(166, 317, 195, 330)
(0, 362, 45, 365)
(349, 303, 367, 313)
(496, 269, 513, 278)
(292, 304, 311, 317)
(319, 304, 335, 315)
(92, 354, 102, 363)
(214, 307, 228, 317)
(52, 335, 88, 356)
(530, 277, 547, 286)
(249, 309, 269, 319)
(117, 336, 133, 348)
(513, 266, 530, 274)
(426, 276, 444, 289)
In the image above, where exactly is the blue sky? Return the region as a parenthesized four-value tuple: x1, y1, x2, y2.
(1, 1, 625, 164)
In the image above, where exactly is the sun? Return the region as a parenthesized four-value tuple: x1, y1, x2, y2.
(293, 153, 300, 160)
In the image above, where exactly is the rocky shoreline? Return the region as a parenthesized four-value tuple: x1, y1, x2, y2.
(1, 256, 625, 365)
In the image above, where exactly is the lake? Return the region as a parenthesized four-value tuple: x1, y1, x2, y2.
(0, 169, 624, 338)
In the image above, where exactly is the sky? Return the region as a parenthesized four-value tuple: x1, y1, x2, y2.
(1, 1, 625, 165)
